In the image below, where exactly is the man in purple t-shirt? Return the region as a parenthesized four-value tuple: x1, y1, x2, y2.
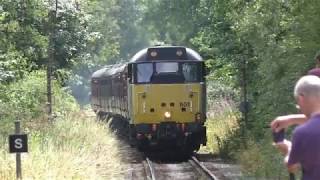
(288, 114, 320, 179)
(276, 75, 320, 179)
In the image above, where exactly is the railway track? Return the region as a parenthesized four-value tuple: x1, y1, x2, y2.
(129, 156, 221, 180)
(98, 113, 233, 180)
(143, 157, 156, 180)
(189, 156, 219, 180)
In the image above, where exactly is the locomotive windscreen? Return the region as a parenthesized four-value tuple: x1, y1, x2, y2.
(134, 62, 204, 84)
(147, 47, 187, 60)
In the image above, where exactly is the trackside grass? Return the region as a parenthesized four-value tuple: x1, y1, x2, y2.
(203, 112, 239, 155)
(0, 111, 124, 180)
(203, 99, 291, 179)
(201, 99, 240, 156)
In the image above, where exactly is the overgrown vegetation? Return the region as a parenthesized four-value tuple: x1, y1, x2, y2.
(0, 112, 124, 179)
(202, 79, 240, 158)
(1, 0, 320, 178)
(141, 1, 320, 178)
(0, 72, 123, 179)
(203, 101, 240, 158)
(236, 137, 289, 178)
(0, 71, 77, 137)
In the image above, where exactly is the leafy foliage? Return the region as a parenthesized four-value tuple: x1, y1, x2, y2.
(140, 0, 320, 131)
(0, 71, 78, 137)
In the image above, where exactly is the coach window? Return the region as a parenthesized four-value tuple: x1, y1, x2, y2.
(182, 63, 199, 82)
(137, 63, 153, 83)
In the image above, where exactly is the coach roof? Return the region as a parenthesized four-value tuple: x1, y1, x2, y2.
(130, 46, 203, 62)
(92, 64, 126, 78)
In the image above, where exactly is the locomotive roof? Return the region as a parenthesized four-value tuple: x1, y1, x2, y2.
(129, 46, 203, 63)
(92, 46, 203, 79)
(91, 64, 126, 79)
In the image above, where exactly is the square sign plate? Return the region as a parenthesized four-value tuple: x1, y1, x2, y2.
(9, 134, 28, 153)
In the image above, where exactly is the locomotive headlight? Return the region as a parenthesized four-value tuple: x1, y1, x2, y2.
(164, 111, 171, 118)
(150, 51, 157, 57)
(176, 50, 183, 56)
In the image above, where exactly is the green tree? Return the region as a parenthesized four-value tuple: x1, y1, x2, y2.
(0, 0, 48, 81)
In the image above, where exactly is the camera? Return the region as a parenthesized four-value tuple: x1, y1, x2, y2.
(272, 129, 285, 143)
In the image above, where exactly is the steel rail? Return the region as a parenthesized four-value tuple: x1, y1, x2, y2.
(190, 156, 218, 180)
(145, 157, 156, 180)
(127, 164, 133, 180)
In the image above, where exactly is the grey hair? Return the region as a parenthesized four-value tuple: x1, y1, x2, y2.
(294, 75, 320, 99)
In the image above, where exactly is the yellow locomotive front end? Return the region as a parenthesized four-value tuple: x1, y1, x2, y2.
(132, 83, 203, 124)
(127, 47, 207, 152)
(131, 83, 206, 149)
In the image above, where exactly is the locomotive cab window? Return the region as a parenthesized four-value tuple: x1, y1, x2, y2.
(152, 62, 183, 83)
(156, 62, 178, 73)
(133, 61, 204, 84)
(137, 63, 153, 83)
(182, 63, 198, 82)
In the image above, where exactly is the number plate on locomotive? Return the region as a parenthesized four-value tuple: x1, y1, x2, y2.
(180, 102, 190, 108)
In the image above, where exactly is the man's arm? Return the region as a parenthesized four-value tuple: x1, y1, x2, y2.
(271, 114, 307, 132)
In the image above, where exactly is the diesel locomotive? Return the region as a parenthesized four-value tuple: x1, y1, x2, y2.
(91, 46, 207, 153)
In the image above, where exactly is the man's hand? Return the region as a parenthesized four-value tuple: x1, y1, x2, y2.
(273, 139, 292, 155)
(270, 116, 292, 132)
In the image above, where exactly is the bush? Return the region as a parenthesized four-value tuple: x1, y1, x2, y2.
(236, 134, 291, 179)
(0, 70, 78, 137)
